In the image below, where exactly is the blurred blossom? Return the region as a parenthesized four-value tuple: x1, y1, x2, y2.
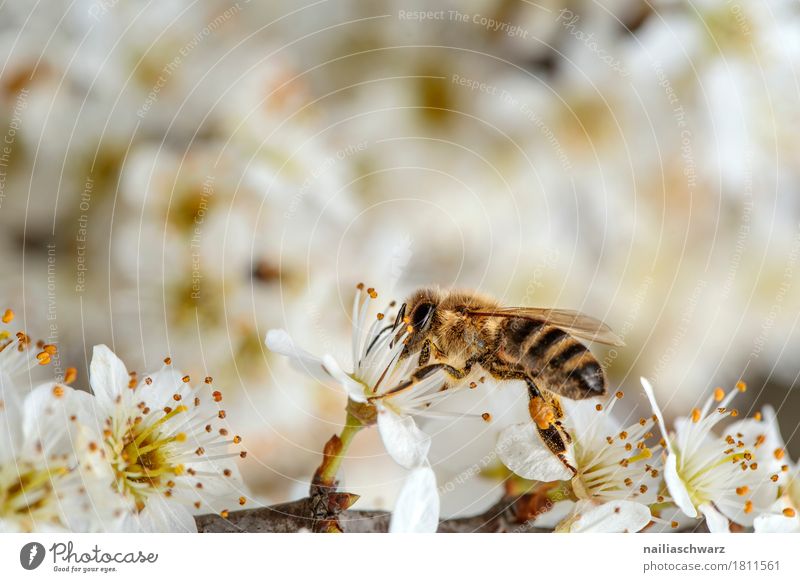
(2, 0, 800, 512)
(0, 375, 119, 532)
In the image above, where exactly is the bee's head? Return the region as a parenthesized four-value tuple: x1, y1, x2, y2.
(397, 287, 441, 354)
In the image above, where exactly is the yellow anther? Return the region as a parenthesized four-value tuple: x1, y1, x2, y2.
(64, 367, 77, 384)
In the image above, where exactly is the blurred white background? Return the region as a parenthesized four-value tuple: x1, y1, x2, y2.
(2, 0, 799, 515)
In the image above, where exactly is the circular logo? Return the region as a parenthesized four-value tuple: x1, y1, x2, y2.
(20, 542, 46, 570)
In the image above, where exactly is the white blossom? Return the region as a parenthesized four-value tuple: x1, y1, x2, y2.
(498, 390, 660, 533)
(0, 374, 119, 532)
(267, 284, 479, 531)
(77, 346, 248, 532)
(752, 406, 800, 533)
(642, 378, 780, 532)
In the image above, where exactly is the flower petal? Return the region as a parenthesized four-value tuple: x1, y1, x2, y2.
(664, 452, 698, 518)
(142, 365, 189, 409)
(90, 345, 130, 411)
(568, 500, 652, 533)
(21, 382, 78, 457)
(754, 502, 800, 533)
(532, 499, 576, 529)
(700, 502, 730, 533)
(640, 377, 673, 452)
(321, 355, 366, 402)
(496, 422, 573, 482)
(377, 407, 430, 469)
(123, 494, 198, 533)
(265, 329, 344, 387)
(389, 465, 439, 533)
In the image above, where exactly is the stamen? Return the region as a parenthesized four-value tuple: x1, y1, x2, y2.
(133, 406, 188, 447)
(64, 367, 77, 384)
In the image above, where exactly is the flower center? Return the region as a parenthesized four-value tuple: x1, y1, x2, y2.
(106, 406, 188, 510)
(0, 461, 68, 524)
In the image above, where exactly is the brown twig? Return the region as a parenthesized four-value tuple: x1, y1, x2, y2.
(195, 497, 552, 533)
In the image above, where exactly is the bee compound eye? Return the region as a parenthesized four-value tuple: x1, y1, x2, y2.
(411, 302, 436, 329)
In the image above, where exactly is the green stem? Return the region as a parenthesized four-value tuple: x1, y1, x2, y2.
(313, 411, 364, 488)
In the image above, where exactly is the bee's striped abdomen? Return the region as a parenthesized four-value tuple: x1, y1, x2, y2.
(500, 318, 606, 399)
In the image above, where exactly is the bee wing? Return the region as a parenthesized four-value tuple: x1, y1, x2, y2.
(470, 307, 625, 347)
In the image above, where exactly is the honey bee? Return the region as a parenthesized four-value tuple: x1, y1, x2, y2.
(393, 288, 624, 473)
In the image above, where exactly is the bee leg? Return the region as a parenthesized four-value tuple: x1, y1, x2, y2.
(487, 360, 576, 475)
(536, 423, 576, 475)
(523, 378, 576, 475)
(418, 339, 432, 366)
(411, 362, 469, 382)
(546, 393, 572, 445)
(378, 362, 471, 400)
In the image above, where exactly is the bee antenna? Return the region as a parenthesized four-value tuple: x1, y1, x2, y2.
(390, 303, 407, 348)
(393, 303, 407, 330)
